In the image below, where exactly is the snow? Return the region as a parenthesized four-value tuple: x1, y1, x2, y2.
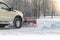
(37, 18, 60, 34)
(0, 17, 60, 35)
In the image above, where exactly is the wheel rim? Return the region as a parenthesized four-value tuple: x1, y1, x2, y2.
(16, 20, 20, 27)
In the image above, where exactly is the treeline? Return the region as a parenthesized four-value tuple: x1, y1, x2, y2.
(3, 0, 54, 18)
(5, 0, 37, 17)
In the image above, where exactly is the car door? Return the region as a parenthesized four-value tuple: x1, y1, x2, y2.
(0, 3, 13, 22)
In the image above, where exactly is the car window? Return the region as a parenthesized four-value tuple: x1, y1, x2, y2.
(0, 4, 8, 9)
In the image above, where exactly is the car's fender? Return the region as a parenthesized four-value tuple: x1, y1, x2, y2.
(10, 10, 24, 22)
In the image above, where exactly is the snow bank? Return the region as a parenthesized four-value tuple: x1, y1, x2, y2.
(37, 16, 60, 28)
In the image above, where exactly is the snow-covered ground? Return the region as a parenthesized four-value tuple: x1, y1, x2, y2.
(0, 17, 60, 35)
(37, 17, 60, 34)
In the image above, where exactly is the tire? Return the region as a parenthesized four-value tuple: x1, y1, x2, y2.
(13, 17, 22, 28)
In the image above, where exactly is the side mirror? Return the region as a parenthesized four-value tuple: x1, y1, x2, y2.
(8, 7, 13, 11)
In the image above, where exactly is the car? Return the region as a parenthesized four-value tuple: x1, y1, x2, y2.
(0, 2, 24, 28)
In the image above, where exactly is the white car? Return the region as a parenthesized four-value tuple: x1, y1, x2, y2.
(0, 2, 24, 28)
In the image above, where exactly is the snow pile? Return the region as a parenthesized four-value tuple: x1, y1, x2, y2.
(37, 18, 60, 33)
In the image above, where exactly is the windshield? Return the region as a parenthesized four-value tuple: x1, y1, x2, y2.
(0, 2, 9, 9)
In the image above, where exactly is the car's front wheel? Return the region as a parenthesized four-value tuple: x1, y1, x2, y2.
(13, 17, 22, 28)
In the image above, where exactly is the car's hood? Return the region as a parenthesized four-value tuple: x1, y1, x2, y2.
(13, 10, 22, 13)
(13, 10, 23, 18)
(13, 10, 23, 14)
